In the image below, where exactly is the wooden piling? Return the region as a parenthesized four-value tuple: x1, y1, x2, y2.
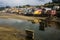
(25, 29, 34, 40)
(39, 21, 45, 31)
(39, 20, 47, 31)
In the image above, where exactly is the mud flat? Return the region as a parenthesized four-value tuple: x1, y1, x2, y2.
(0, 25, 26, 40)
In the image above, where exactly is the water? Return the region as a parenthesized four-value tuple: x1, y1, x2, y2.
(0, 18, 60, 40)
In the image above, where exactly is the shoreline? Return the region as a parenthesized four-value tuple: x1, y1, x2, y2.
(0, 13, 47, 20)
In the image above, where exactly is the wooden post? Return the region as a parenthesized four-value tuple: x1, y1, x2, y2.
(44, 20, 48, 27)
(39, 19, 48, 31)
(39, 20, 45, 31)
(25, 29, 34, 40)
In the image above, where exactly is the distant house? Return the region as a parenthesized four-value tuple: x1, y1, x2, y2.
(45, 8, 51, 11)
(53, 6, 60, 10)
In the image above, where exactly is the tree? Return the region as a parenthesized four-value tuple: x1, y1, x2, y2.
(0, 7, 5, 11)
(25, 5, 31, 7)
(52, 0, 60, 3)
(5, 6, 11, 8)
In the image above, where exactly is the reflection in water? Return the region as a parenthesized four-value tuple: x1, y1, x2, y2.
(56, 22, 60, 29)
(0, 18, 60, 40)
(47, 21, 60, 29)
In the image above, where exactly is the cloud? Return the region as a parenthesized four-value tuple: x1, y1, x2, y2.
(0, 0, 52, 7)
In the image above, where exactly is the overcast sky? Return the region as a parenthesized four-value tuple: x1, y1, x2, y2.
(0, 0, 52, 7)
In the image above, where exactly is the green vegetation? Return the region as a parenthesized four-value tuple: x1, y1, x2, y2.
(0, 7, 5, 11)
(5, 6, 11, 8)
(0, 6, 11, 11)
(52, 0, 60, 3)
(44, 2, 60, 8)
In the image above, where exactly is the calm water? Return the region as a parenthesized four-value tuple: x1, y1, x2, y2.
(0, 18, 60, 40)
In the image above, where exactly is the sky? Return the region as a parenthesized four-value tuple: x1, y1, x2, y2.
(0, 0, 52, 7)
